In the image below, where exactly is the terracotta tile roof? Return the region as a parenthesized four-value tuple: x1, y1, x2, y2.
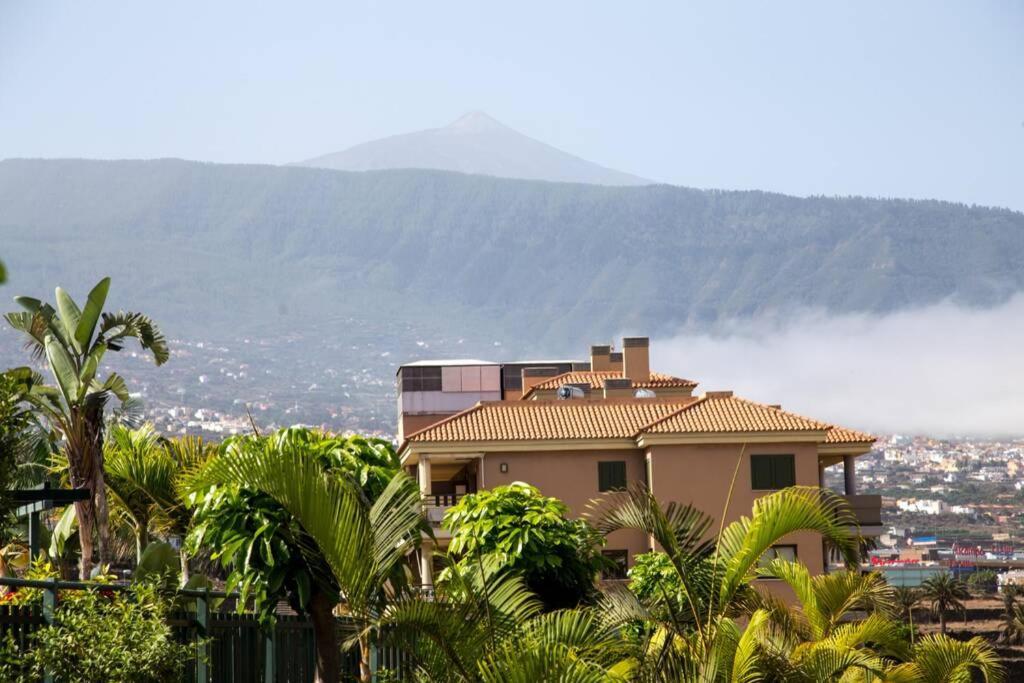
(403, 392, 875, 449)
(406, 399, 695, 442)
(527, 370, 698, 392)
(825, 426, 876, 444)
(642, 394, 832, 434)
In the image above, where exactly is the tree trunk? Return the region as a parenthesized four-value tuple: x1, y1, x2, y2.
(358, 633, 372, 683)
(940, 611, 946, 635)
(73, 497, 95, 580)
(180, 549, 190, 585)
(94, 449, 111, 569)
(136, 522, 150, 566)
(309, 590, 340, 683)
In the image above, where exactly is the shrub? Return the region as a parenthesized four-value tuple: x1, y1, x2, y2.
(0, 581, 194, 683)
(967, 569, 998, 595)
(442, 482, 607, 609)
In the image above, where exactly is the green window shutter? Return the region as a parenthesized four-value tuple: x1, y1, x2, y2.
(751, 455, 773, 489)
(751, 454, 795, 490)
(773, 455, 795, 488)
(598, 461, 627, 492)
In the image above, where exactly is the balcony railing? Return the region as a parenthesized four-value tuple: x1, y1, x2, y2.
(423, 492, 461, 525)
(843, 494, 882, 527)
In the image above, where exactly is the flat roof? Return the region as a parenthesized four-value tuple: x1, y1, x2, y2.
(400, 359, 498, 367)
(399, 358, 581, 369)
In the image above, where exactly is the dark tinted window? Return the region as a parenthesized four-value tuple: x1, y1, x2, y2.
(400, 366, 442, 393)
(750, 454, 795, 490)
(598, 461, 628, 492)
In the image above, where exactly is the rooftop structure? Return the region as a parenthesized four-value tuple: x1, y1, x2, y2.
(395, 336, 879, 591)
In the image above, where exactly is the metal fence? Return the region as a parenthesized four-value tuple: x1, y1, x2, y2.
(0, 577, 405, 682)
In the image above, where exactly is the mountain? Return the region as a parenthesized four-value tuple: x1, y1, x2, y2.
(2, 158, 1023, 356)
(296, 111, 652, 186)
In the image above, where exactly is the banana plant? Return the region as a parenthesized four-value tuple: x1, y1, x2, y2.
(5, 277, 168, 578)
(186, 428, 421, 683)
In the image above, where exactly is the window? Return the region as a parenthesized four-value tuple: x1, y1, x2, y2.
(598, 461, 627, 492)
(757, 545, 797, 576)
(400, 366, 442, 393)
(602, 550, 628, 580)
(750, 454, 795, 490)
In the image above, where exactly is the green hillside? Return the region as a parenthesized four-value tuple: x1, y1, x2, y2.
(2, 158, 1022, 354)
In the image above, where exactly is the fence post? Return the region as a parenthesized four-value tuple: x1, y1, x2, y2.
(42, 578, 56, 683)
(195, 588, 209, 683)
(263, 625, 275, 683)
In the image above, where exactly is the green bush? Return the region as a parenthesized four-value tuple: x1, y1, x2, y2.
(441, 482, 607, 610)
(968, 569, 998, 594)
(0, 582, 195, 683)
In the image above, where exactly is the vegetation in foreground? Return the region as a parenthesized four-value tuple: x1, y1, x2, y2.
(0, 274, 1008, 682)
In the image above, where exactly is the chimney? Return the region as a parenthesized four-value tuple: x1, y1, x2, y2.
(590, 345, 613, 371)
(622, 337, 650, 382)
(704, 391, 734, 399)
(522, 366, 559, 395)
(603, 378, 633, 399)
(609, 351, 623, 371)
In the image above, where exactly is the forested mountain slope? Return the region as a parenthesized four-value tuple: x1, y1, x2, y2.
(2, 158, 1021, 354)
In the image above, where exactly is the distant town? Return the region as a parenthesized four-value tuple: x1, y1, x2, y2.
(5, 324, 1023, 577)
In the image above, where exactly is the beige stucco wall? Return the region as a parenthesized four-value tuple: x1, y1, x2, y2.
(482, 449, 651, 562)
(646, 441, 825, 575)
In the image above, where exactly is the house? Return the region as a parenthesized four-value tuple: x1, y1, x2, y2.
(396, 337, 880, 587)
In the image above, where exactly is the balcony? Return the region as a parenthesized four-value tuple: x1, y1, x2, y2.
(423, 492, 461, 529)
(843, 494, 883, 532)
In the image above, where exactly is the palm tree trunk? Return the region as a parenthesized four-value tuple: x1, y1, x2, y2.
(136, 522, 150, 566)
(358, 633, 372, 683)
(94, 450, 111, 569)
(940, 610, 946, 635)
(180, 549, 190, 584)
(73, 498, 95, 579)
(309, 590, 340, 683)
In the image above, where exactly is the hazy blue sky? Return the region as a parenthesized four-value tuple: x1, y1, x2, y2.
(2, 2, 1021, 209)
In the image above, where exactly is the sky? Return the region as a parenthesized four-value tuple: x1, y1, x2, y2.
(1, 2, 1021, 210)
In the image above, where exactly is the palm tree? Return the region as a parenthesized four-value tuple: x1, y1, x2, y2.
(588, 484, 861, 680)
(188, 431, 423, 683)
(381, 556, 629, 682)
(745, 561, 908, 678)
(104, 424, 175, 564)
(920, 572, 970, 635)
(5, 278, 168, 577)
(887, 634, 1004, 682)
(999, 585, 1024, 645)
(105, 428, 213, 580)
(894, 586, 920, 644)
(158, 434, 215, 581)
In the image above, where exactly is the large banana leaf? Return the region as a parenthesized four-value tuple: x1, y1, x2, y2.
(74, 277, 110, 351)
(44, 334, 80, 405)
(54, 287, 83, 353)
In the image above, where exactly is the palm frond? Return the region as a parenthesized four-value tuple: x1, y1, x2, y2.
(717, 486, 858, 606)
(889, 634, 1004, 683)
(97, 311, 169, 365)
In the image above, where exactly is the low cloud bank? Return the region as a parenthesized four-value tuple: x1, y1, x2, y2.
(651, 297, 1024, 438)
